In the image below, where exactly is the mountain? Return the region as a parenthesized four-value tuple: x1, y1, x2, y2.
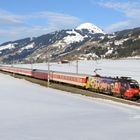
(0, 23, 105, 63)
(0, 23, 140, 64)
(76, 23, 105, 34)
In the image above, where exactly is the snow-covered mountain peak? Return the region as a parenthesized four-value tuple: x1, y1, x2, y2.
(76, 22, 105, 34)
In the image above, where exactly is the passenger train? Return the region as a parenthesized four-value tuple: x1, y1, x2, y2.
(0, 65, 139, 100)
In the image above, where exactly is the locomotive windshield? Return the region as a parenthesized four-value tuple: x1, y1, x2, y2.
(129, 80, 139, 89)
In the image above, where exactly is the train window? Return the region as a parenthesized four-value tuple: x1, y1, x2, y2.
(129, 82, 139, 89)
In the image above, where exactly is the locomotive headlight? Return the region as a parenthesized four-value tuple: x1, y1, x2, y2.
(126, 90, 131, 93)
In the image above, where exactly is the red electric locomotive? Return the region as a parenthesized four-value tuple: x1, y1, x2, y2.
(86, 75, 140, 99)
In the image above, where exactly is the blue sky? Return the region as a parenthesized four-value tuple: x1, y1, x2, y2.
(0, 0, 140, 43)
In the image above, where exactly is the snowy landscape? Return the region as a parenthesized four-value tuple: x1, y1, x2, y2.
(0, 0, 140, 139)
(1, 66, 140, 140)
(1, 59, 140, 139)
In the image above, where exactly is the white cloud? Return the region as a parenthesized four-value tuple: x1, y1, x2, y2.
(105, 21, 129, 32)
(0, 9, 26, 25)
(0, 10, 81, 43)
(98, 0, 140, 32)
(31, 11, 81, 31)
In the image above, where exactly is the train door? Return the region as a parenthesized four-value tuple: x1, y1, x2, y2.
(120, 81, 128, 96)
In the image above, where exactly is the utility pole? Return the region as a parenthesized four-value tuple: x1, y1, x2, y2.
(11, 55, 13, 67)
(11, 44, 14, 67)
(76, 60, 78, 74)
(30, 58, 33, 70)
(12, 55, 15, 76)
(47, 54, 50, 87)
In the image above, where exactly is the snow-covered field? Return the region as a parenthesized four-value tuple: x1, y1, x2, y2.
(1, 73, 140, 140)
(14, 59, 140, 83)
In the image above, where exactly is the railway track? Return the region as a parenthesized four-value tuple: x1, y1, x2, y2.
(1, 70, 140, 107)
